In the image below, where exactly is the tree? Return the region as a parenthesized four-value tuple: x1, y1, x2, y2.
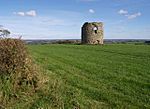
(0, 29, 11, 38)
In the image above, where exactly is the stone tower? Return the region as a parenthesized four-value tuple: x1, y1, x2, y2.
(81, 22, 104, 44)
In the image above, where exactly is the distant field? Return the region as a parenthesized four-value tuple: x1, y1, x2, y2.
(29, 44, 150, 109)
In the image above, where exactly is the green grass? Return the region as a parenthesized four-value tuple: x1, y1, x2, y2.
(28, 44, 150, 109)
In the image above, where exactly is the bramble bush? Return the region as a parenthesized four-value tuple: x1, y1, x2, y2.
(0, 38, 39, 108)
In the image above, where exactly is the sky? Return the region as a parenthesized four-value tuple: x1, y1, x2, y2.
(0, 0, 150, 39)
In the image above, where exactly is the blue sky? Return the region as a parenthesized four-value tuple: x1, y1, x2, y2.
(0, 0, 150, 39)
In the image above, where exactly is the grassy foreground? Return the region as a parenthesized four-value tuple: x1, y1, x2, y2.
(28, 44, 150, 109)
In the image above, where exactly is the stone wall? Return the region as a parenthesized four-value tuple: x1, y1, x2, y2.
(81, 22, 104, 44)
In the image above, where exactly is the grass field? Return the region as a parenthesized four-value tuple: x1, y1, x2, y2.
(28, 44, 150, 109)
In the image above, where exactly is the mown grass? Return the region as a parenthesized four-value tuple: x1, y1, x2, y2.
(28, 44, 150, 109)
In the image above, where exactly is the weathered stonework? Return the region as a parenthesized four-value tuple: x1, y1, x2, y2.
(81, 22, 104, 44)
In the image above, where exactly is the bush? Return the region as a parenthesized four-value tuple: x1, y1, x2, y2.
(0, 38, 39, 108)
(52, 40, 81, 44)
(145, 41, 150, 45)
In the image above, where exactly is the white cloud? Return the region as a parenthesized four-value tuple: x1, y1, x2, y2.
(126, 12, 141, 19)
(13, 10, 37, 17)
(89, 9, 95, 13)
(26, 10, 37, 17)
(118, 9, 128, 15)
(14, 12, 25, 16)
(118, 9, 141, 20)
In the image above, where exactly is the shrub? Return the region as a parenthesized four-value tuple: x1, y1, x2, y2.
(52, 40, 81, 44)
(145, 41, 150, 45)
(0, 38, 39, 108)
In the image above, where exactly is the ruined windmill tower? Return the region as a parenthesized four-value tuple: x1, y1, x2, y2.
(81, 22, 104, 44)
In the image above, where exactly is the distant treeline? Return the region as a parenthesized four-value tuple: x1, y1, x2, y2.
(145, 41, 150, 45)
(24, 39, 150, 45)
